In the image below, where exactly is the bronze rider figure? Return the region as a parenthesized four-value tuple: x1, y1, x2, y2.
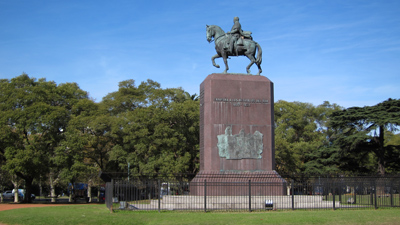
(225, 17, 243, 55)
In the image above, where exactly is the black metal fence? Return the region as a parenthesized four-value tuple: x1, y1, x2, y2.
(105, 175, 400, 212)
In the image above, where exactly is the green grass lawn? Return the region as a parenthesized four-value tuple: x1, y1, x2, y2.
(0, 204, 399, 225)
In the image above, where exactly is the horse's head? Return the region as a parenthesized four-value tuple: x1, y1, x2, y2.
(206, 25, 214, 43)
(206, 25, 225, 43)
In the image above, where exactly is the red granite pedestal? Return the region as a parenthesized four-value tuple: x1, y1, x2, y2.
(191, 73, 286, 196)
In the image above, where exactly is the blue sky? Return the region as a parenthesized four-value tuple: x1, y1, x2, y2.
(1, 0, 399, 108)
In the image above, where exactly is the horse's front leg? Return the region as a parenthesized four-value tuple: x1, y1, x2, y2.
(211, 54, 221, 68)
(222, 55, 229, 73)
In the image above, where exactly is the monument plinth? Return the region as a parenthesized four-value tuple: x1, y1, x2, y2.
(191, 73, 286, 196)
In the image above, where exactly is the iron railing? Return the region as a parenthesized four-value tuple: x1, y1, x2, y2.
(105, 175, 400, 212)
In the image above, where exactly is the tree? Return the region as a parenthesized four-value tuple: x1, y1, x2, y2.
(0, 74, 88, 202)
(105, 79, 200, 176)
(302, 101, 343, 175)
(58, 79, 199, 183)
(274, 100, 342, 175)
(120, 93, 199, 175)
(330, 98, 400, 175)
(383, 131, 400, 173)
(57, 97, 108, 202)
(274, 101, 321, 175)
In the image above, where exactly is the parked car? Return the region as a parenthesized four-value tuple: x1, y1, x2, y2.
(13, 189, 24, 199)
(2, 190, 13, 199)
(2, 189, 30, 201)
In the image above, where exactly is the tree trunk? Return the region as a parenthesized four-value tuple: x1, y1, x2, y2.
(39, 180, 43, 200)
(377, 125, 386, 176)
(14, 172, 34, 203)
(0, 186, 3, 203)
(23, 177, 33, 203)
(88, 182, 92, 203)
(97, 187, 101, 202)
(11, 178, 19, 203)
(13, 188, 19, 203)
(375, 125, 386, 195)
(49, 173, 57, 203)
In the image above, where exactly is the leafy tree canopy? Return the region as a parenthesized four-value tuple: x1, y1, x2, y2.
(0, 74, 89, 202)
(274, 100, 342, 176)
(330, 98, 400, 175)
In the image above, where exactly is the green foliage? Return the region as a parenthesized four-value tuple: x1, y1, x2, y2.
(330, 98, 400, 175)
(62, 79, 200, 179)
(0, 74, 89, 201)
(104, 80, 200, 176)
(2, 73, 398, 192)
(274, 100, 342, 175)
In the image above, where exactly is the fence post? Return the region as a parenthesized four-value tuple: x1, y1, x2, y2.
(110, 179, 114, 212)
(354, 191, 357, 204)
(158, 179, 161, 213)
(204, 180, 207, 213)
(248, 180, 251, 212)
(390, 180, 393, 207)
(374, 181, 378, 209)
(291, 180, 294, 210)
(332, 185, 336, 210)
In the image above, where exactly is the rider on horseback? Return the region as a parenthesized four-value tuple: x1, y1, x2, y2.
(225, 17, 243, 55)
(206, 21, 262, 75)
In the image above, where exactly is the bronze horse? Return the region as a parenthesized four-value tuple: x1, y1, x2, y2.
(206, 25, 262, 75)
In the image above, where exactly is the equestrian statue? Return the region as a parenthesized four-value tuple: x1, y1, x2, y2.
(206, 17, 262, 75)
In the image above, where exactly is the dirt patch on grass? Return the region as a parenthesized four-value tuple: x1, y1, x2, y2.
(0, 203, 76, 212)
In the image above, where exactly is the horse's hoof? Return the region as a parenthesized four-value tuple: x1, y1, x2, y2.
(223, 70, 227, 74)
(247, 70, 251, 74)
(216, 65, 220, 68)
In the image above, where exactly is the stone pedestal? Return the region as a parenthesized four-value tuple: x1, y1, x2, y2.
(191, 73, 286, 196)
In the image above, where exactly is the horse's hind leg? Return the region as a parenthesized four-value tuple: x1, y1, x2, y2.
(245, 53, 256, 74)
(256, 62, 262, 75)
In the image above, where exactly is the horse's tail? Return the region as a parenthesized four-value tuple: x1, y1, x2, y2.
(255, 42, 262, 65)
